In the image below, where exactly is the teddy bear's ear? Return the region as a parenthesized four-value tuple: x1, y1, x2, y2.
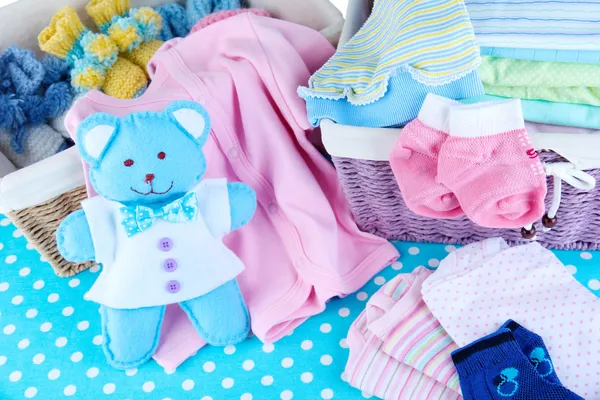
(165, 100, 211, 147)
(76, 113, 120, 167)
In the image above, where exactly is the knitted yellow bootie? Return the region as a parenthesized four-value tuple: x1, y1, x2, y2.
(37, 6, 87, 60)
(86, 0, 163, 75)
(38, 6, 147, 99)
(123, 39, 163, 71)
(103, 57, 149, 99)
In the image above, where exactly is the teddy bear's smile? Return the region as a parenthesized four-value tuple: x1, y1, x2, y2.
(130, 181, 174, 196)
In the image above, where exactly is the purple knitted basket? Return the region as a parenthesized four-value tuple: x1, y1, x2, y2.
(332, 152, 600, 250)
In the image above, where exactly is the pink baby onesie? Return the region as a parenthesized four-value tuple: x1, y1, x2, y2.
(345, 267, 462, 399)
(421, 238, 600, 399)
(64, 14, 399, 368)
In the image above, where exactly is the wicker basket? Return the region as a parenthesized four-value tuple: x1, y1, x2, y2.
(8, 187, 94, 277)
(332, 152, 600, 250)
(0, 148, 96, 276)
(0, 0, 344, 277)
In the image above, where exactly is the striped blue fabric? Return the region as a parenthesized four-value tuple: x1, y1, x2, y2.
(298, 0, 480, 106)
(465, 0, 600, 50)
(303, 69, 484, 128)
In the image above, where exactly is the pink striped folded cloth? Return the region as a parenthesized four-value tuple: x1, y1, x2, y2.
(344, 267, 462, 399)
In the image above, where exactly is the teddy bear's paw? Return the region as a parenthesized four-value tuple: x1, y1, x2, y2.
(56, 210, 96, 262)
(228, 182, 257, 230)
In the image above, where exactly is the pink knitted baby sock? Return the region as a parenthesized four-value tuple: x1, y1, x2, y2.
(190, 9, 270, 33)
(389, 94, 464, 218)
(438, 100, 547, 228)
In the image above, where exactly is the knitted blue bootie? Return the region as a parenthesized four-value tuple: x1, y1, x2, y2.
(41, 55, 71, 87)
(0, 46, 72, 154)
(155, 3, 190, 40)
(0, 46, 44, 96)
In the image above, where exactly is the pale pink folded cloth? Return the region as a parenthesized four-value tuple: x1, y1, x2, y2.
(345, 267, 461, 399)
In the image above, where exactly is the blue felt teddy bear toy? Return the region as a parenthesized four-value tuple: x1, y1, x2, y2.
(56, 100, 256, 369)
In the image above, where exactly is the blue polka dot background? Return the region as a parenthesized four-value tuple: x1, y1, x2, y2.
(1, 215, 598, 399)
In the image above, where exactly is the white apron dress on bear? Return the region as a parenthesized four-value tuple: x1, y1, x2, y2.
(82, 178, 245, 309)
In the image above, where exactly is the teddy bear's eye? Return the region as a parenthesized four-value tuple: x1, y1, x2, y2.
(157, 152, 166, 160)
(124, 159, 134, 167)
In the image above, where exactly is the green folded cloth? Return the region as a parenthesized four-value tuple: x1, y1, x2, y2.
(479, 56, 600, 106)
(480, 56, 600, 87)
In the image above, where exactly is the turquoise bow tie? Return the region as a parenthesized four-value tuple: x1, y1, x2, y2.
(120, 192, 198, 237)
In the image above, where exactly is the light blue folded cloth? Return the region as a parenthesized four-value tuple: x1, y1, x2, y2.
(462, 95, 600, 130)
(481, 47, 600, 65)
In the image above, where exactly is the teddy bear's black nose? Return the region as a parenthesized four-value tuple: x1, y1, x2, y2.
(145, 174, 155, 183)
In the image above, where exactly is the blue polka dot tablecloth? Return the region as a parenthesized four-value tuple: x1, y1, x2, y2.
(1, 216, 599, 400)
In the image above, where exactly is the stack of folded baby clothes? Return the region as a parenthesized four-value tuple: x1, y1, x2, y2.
(464, 0, 600, 132)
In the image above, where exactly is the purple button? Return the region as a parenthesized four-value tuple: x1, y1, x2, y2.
(163, 259, 177, 272)
(166, 280, 180, 294)
(158, 238, 173, 251)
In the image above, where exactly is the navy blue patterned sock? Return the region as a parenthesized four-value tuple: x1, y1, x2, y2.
(501, 319, 561, 385)
(451, 329, 584, 400)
